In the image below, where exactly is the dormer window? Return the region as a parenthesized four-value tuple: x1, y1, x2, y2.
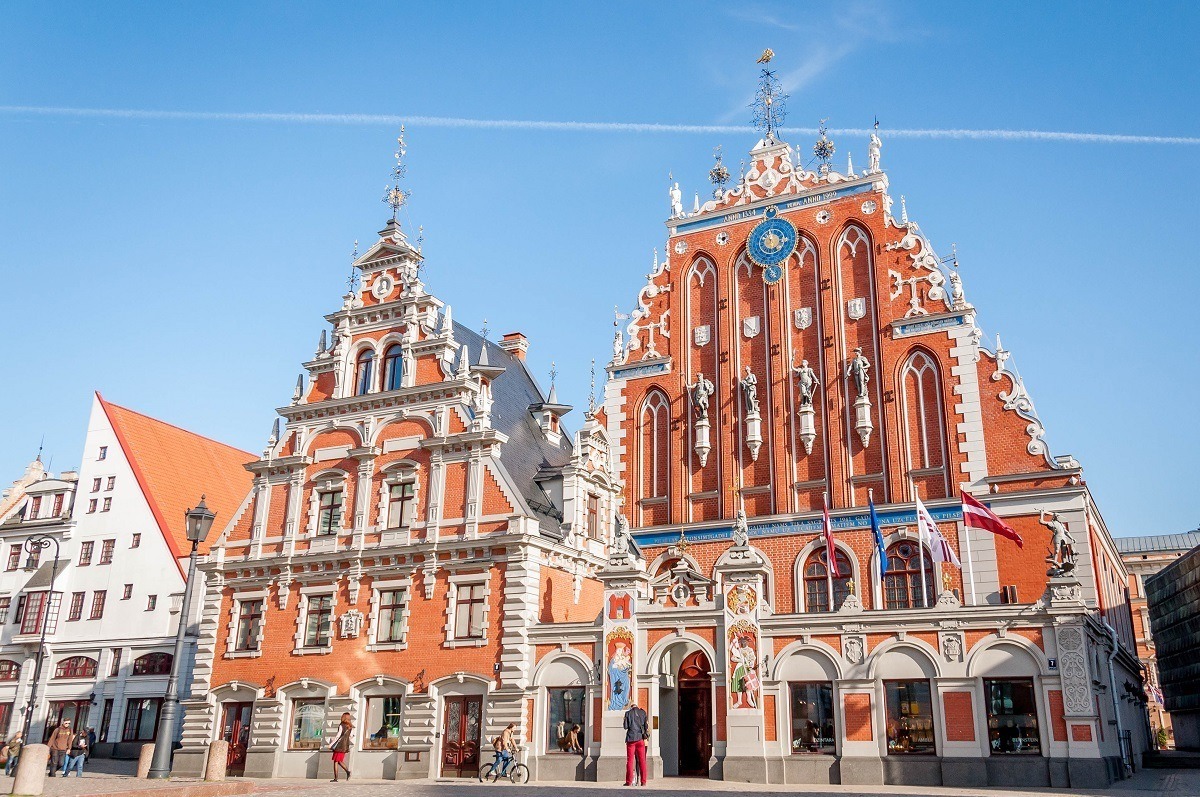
(354, 349, 375, 396)
(317, 489, 343, 535)
(383, 344, 404, 391)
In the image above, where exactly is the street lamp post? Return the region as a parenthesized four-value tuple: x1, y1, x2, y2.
(20, 534, 61, 743)
(147, 496, 215, 779)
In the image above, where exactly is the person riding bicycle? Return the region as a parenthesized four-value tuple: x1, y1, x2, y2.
(491, 723, 517, 777)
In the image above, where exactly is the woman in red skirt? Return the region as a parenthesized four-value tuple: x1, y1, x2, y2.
(330, 713, 353, 782)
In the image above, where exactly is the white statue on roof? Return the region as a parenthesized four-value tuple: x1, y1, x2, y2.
(868, 131, 882, 173)
(669, 182, 684, 219)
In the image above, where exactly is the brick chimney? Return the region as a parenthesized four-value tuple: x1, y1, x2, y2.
(499, 332, 529, 361)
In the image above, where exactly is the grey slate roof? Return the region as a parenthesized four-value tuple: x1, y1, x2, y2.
(1114, 532, 1200, 555)
(452, 322, 574, 537)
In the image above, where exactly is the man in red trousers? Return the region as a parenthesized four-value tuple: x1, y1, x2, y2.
(623, 700, 649, 786)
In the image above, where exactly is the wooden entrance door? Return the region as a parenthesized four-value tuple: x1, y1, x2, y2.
(219, 702, 253, 776)
(677, 651, 713, 777)
(440, 696, 482, 777)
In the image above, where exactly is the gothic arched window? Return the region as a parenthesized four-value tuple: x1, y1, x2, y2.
(883, 541, 935, 609)
(354, 349, 375, 396)
(900, 350, 946, 471)
(639, 390, 670, 523)
(802, 548, 853, 613)
(382, 344, 404, 391)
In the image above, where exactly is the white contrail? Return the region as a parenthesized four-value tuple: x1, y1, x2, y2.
(1, 104, 1196, 145)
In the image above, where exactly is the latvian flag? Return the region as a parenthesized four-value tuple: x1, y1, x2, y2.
(960, 490, 1023, 548)
(822, 493, 841, 577)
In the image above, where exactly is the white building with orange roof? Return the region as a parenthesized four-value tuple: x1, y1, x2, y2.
(0, 393, 253, 756)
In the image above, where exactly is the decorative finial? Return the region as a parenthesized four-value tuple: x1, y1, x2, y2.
(900, 194, 909, 224)
(35, 436, 43, 463)
(751, 54, 787, 138)
(549, 361, 558, 388)
(708, 145, 730, 198)
(951, 242, 958, 267)
(416, 225, 424, 255)
(588, 357, 596, 416)
(480, 318, 490, 340)
(813, 119, 835, 175)
(346, 239, 360, 294)
(382, 125, 411, 221)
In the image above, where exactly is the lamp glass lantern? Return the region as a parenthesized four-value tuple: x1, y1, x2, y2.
(184, 496, 216, 544)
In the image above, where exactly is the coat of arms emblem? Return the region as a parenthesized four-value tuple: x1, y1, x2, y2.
(693, 325, 711, 347)
(847, 298, 867, 321)
(794, 307, 813, 330)
(742, 316, 761, 339)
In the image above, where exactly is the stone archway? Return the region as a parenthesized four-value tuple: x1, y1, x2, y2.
(676, 651, 713, 777)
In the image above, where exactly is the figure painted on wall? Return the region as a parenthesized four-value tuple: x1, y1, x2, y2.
(728, 620, 760, 709)
(608, 592, 633, 621)
(606, 630, 635, 711)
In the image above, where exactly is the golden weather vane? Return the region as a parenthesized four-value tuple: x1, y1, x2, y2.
(756, 48, 775, 64)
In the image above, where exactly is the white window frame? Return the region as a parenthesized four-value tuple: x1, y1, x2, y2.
(444, 573, 490, 648)
(224, 589, 268, 659)
(306, 471, 348, 538)
(376, 463, 420, 532)
(367, 580, 411, 652)
(294, 586, 336, 655)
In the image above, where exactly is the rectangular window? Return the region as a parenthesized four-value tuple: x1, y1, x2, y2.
(87, 499, 97, 514)
(146, 595, 157, 611)
(90, 590, 107, 620)
(0, 597, 10, 625)
(985, 679, 1041, 754)
(102, 497, 112, 512)
(586, 494, 599, 538)
(363, 696, 404, 749)
(131, 533, 141, 548)
(122, 697, 162, 742)
(98, 446, 107, 461)
(235, 600, 263, 651)
(122, 584, 133, 600)
(317, 490, 343, 535)
(884, 680, 936, 755)
(67, 592, 85, 621)
(106, 476, 115, 491)
(6, 545, 20, 571)
(377, 590, 406, 643)
(14, 596, 26, 625)
(52, 494, 63, 516)
(454, 583, 486, 640)
(100, 539, 115, 564)
(789, 682, 835, 753)
(109, 648, 122, 677)
(303, 595, 333, 647)
(387, 483, 414, 529)
(546, 687, 587, 754)
(20, 592, 60, 635)
(290, 700, 325, 749)
(91, 478, 101, 493)
(28, 496, 41, 519)
(79, 541, 94, 566)
(99, 699, 114, 742)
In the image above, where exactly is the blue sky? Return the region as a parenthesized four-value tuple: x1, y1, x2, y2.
(1, 2, 1196, 537)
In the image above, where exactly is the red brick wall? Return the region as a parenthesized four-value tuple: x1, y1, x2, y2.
(943, 692, 975, 742)
(1071, 724, 1092, 742)
(843, 693, 873, 741)
(1048, 690, 1067, 742)
(764, 694, 777, 742)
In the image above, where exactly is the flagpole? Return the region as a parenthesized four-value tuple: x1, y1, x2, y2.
(960, 489, 977, 606)
(915, 490, 929, 609)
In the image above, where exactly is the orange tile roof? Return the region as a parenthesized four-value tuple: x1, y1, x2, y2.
(97, 393, 255, 568)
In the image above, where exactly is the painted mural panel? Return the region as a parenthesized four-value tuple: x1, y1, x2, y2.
(725, 582, 761, 709)
(604, 590, 636, 712)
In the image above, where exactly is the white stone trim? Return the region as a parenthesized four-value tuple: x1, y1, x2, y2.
(444, 572, 491, 647)
(294, 587, 336, 654)
(223, 589, 268, 659)
(367, 579, 411, 651)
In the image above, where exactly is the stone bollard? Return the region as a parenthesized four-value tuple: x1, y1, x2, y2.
(136, 743, 155, 778)
(204, 740, 229, 782)
(11, 743, 49, 796)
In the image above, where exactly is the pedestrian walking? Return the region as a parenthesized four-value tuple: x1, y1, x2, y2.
(85, 727, 96, 761)
(63, 728, 88, 777)
(623, 700, 649, 786)
(329, 712, 352, 782)
(47, 719, 73, 777)
(4, 732, 23, 776)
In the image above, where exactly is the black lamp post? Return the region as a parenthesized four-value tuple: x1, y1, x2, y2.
(20, 534, 61, 742)
(147, 496, 215, 779)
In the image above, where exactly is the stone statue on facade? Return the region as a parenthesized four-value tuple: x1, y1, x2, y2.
(732, 509, 750, 548)
(1040, 510, 1076, 576)
(792, 358, 820, 407)
(689, 372, 715, 420)
(868, 131, 882, 173)
(846, 347, 871, 399)
(611, 512, 642, 563)
(948, 265, 967, 310)
(740, 366, 759, 415)
(669, 182, 684, 219)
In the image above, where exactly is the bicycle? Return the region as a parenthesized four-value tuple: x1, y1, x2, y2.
(478, 750, 529, 784)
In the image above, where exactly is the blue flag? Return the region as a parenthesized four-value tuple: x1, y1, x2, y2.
(869, 496, 887, 579)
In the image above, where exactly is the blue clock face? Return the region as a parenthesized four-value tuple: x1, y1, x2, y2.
(762, 264, 784, 285)
(747, 207, 797, 269)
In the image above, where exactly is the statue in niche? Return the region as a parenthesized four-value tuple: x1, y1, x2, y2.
(846, 347, 871, 399)
(868, 131, 882, 173)
(669, 182, 684, 218)
(732, 509, 750, 548)
(1040, 510, 1077, 577)
(740, 366, 759, 414)
(792, 358, 820, 407)
(689, 372, 716, 421)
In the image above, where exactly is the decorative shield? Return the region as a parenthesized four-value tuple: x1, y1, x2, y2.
(693, 325, 711, 347)
(794, 307, 813, 330)
(847, 298, 867, 320)
(742, 316, 761, 339)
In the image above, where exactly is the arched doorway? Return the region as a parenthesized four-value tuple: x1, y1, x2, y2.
(676, 651, 712, 777)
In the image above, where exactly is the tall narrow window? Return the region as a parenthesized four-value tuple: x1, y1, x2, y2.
(802, 549, 853, 613)
(92, 478, 101, 493)
(78, 541, 94, 566)
(0, 597, 10, 624)
(354, 349, 375, 396)
(304, 595, 333, 647)
(52, 494, 64, 516)
(67, 592, 85, 621)
(454, 583, 486, 640)
(6, 545, 20, 571)
(377, 590, 406, 643)
(318, 490, 343, 535)
(90, 590, 107, 620)
(883, 542, 935, 609)
(290, 700, 325, 749)
(101, 497, 112, 512)
(28, 497, 41, 519)
(387, 483, 414, 529)
(100, 539, 115, 564)
(98, 446, 107, 461)
(884, 680, 935, 754)
(122, 698, 161, 741)
(900, 351, 949, 499)
(789, 682, 835, 753)
(639, 390, 670, 525)
(131, 533, 141, 549)
(109, 649, 123, 677)
(106, 476, 116, 490)
(235, 600, 263, 651)
(586, 494, 600, 539)
(382, 344, 404, 391)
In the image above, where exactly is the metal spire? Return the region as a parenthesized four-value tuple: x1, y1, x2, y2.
(588, 358, 596, 416)
(708, 145, 730, 198)
(480, 318, 490, 340)
(750, 50, 787, 139)
(813, 119, 835, 175)
(383, 125, 411, 221)
(346, 239, 360, 294)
